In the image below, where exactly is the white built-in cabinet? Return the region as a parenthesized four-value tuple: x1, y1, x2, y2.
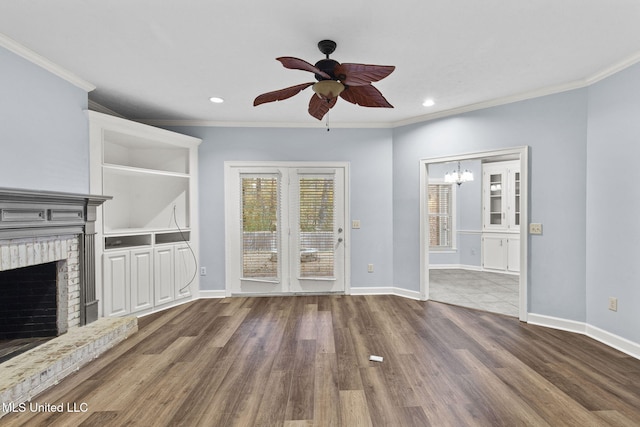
(88, 111, 201, 317)
(482, 160, 520, 273)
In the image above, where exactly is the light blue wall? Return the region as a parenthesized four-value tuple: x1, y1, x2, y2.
(166, 126, 394, 292)
(586, 63, 640, 344)
(392, 90, 589, 322)
(0, 46, 90, 193)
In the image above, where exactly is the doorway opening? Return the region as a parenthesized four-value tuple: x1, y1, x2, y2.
(420, 147, 528, 321)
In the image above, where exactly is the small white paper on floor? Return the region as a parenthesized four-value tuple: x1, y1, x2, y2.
(369, 355, 384, 362)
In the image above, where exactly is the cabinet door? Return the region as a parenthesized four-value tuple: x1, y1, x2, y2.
(482, 236, 507, 270)
(507, 237, 520, 273)
(154, 246, 175, 305)
(483, 168, 507, 230)
(131, 248, 153, 312)
(103, 251, 130, 316)
(174, 244, 194, 299)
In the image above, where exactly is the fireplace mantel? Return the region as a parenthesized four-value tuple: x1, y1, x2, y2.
(0, 187, 110, 239)
(0, 188, 110, 326)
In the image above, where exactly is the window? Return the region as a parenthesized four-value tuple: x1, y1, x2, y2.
(428, 182, 456, 250)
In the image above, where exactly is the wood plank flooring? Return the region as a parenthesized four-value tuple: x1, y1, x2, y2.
(2, 295, 639, 426)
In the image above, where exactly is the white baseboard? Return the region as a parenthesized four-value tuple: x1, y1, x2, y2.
(350, 286, 423, 301)
(527, 313, 587, 334)
(429, 264, 483, 271)
(527, 313, 639, 360)
(199, 290, 227, 299)
(136, 295, 197, 318)
(586, 324, 640, 361)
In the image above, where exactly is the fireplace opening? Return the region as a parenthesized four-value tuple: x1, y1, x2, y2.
(0, 262, 62, 362)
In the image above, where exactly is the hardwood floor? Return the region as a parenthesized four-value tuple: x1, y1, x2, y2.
(3, 296, 640, 426)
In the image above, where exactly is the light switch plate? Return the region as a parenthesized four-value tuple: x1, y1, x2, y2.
(352, 219, 361, 229)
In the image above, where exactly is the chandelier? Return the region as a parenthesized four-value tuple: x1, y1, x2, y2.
(444, 162, 474, 186)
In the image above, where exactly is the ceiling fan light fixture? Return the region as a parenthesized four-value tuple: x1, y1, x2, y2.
(312, 80, 345, 99)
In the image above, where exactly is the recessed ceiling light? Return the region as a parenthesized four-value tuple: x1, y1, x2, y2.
(209, 97, 224, 104)
(422, 99, 435, 107)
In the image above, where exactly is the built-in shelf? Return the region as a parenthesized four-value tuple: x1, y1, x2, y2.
(88, 110, 201, 318)
(102, 164, 190, 179)
(105, 234, 152, 249)
(103, 130, 189, 174)
(155, 231, 190, 245)
(103, 227, 191, 236)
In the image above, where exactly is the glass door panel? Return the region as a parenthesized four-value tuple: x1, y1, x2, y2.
(290, 168, 345, 293)
(240, 175, 280, 281)
(298, 177, 335, 278)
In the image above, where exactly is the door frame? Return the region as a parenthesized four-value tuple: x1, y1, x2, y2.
(224, 161, 351, 297)
(420, 146, 529, 321)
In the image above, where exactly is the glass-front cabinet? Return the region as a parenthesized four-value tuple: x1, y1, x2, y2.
(482, 161, 520, 232)
(482, 160, 520, 273)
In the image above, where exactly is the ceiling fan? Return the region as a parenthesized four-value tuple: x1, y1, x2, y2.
(253, 40, 395, 120)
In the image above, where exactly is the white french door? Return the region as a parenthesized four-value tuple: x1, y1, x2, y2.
(225, 162, 348, 295)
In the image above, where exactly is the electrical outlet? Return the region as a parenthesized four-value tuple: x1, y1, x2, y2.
(367, 264, 374, 273)
(529, 223, 543, 235)
(608, 297, 618, 312)
(200, 266, 207, 276)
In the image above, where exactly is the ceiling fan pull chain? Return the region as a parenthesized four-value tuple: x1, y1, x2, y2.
(326, 109, 331, 131)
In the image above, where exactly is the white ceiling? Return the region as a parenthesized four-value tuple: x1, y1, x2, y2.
(2, 1, 640, 127)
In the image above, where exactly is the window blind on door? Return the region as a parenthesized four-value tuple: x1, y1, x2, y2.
(298, 177, 335, 278)
(240, 175, 280, 279)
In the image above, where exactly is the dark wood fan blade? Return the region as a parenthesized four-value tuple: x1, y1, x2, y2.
(253, 82, 315, 106)
(339, 85, 393, 108)
(308, 94, 338, 120)
(277, 57, 331, 79)
(334, 63, 395, 86)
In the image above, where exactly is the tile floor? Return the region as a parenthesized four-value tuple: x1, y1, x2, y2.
(429, 268, 519, 317)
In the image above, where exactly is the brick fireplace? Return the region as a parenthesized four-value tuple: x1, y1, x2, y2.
(0, 237, 80, 339)
(0, 188, 109, 337)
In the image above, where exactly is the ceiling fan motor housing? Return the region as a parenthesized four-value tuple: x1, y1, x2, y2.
(314, 59, 340, 81)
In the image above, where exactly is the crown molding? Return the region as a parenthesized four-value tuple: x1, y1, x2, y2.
(394, 50, 640, 128)
(584, 50, 640, 85)
(137, 119, 394, 129)
(392, 79, 588, 128)
(0, 32, 95, 92)
(87, 100, 126, 119)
